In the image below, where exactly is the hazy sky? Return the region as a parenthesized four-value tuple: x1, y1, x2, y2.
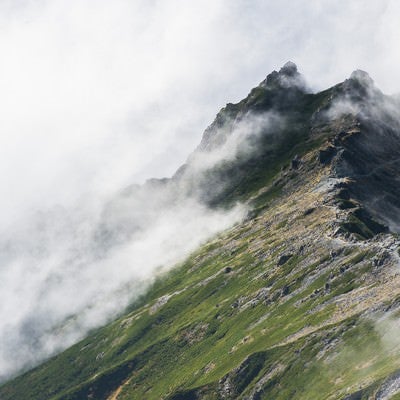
(1, 0, 400, 380)
(0, 0, 399, 224)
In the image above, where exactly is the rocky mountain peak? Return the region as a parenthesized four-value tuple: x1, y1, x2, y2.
(349, 69, 374, 85)
(279, 60, 298, 76)
(338, 68, 381, 101)
(260, 61, 307, 90)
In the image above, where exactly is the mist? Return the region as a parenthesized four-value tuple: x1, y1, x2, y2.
(1, 0, 400, 382)
(0, 98, 288, 380)
(0, 192, 245, 380)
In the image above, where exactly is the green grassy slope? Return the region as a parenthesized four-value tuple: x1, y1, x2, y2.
(2, 132, 400, 399)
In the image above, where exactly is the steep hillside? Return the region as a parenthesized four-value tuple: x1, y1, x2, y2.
(2, 63, 400, 400)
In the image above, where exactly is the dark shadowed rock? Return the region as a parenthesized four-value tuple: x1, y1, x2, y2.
(277, 254, 292, 266)
(318, 146, 336, 164)
(291, 154, 301, 169)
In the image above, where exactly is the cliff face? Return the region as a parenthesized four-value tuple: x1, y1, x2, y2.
(2, 63, 400, 400)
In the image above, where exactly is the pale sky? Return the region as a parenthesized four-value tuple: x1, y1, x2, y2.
(0, 0, 399, 224)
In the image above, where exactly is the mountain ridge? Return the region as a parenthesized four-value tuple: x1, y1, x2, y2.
(2, 63, 400, 400)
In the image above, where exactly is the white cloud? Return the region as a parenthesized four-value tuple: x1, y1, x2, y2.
(0, 195, 245, 379)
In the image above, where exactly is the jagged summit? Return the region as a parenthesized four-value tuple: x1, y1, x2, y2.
(279, 60, 299, 76)
(258, 61, 307, 91)
(349, 69, 373, 84)
(197, 62, 307, 153)
(201, 64, 400, 234)
(192, 63, 400, 224)
(336, 68, 382, 102)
